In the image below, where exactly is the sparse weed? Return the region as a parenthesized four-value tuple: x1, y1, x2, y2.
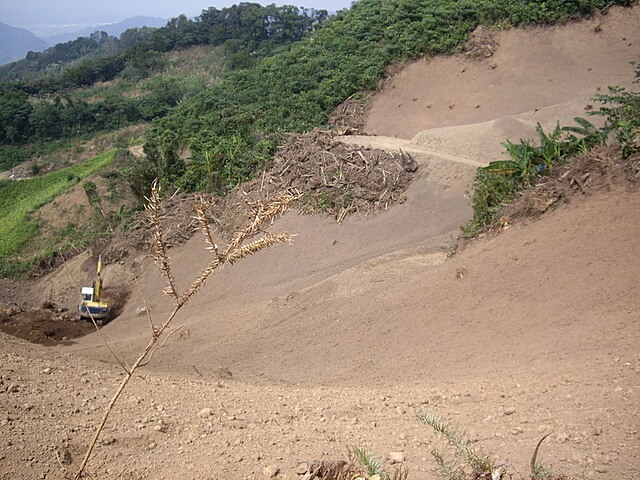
(419, 411, 495, 478)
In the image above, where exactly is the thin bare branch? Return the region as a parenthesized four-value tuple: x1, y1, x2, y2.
(134, 275, 156, 338)
(139, 325, 185, 367)
(84, 304, 129, 374)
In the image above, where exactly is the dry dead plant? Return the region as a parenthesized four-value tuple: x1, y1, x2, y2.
(302, 446, 408, 480)
(74, 181, 300, 479)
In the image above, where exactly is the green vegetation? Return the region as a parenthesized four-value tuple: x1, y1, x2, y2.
(420, 411, 494, 480)
(139, 0, 632, 199)
(0, 150, 115, 262)
(592, 64, 640, 159)
(463, 63, 640, 237)
(0, 3, 328, 150)
(420, 412, 568, 480)
(462, 119, 607, 236)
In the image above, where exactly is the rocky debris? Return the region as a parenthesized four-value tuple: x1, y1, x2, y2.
(328, 93, 370, 133)
(0, 302, 93, 345)
(461, 25, 499, 59)
(398, 149, 418, 173)
(198, 407, 214, 418)
(388, 451, 405, 464)
(0, 334, 638, 479)
(262, 464, 280, 478)
(259, 129, 415, 220)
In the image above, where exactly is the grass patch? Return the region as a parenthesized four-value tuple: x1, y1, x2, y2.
(0, 150, 115, 259)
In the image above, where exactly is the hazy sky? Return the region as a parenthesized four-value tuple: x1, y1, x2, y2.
(0, 0, 355, 33)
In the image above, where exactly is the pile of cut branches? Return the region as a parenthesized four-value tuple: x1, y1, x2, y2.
(249, 129, 416, 221)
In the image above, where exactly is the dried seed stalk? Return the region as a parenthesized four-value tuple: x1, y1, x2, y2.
(75, 184, 298, 479)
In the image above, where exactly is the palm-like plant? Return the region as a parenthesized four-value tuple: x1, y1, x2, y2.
(562, 117, 606, 155)
(483, 118, 607, 187)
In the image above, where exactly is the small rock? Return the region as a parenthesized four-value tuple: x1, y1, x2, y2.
(399, 152, 418, 173)
(395, 406, 405, 415)
(198, 407, 214, 418)
(263, 464, 279, 478)
(58, 449, 72, 465)
(503, 407, 516, 416)
(388, 451, 405, 464)
(296, 463, 309, 475)
(154, 420, 168, 433)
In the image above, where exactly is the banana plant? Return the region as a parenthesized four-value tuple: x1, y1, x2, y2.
(562, 117, 606, 154)
(483, 118, 606, 186)
(483, 138, 540, 186)
(535, 122, 564, 171)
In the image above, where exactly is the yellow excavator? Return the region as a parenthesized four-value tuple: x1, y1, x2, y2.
(79, 255, 111, 325)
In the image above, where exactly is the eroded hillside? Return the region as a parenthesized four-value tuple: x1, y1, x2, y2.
(1, 5, 639, 480)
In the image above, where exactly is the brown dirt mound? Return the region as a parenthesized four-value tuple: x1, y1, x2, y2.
(0, 284, 131, 346)
(491, 145, 639, 232)
(104, 129, 418, 263)
(52, 128, 421, 347)
(0, 303, 91, 345)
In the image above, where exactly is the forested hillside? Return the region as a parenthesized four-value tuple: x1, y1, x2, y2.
(0, 0, 635, 277)
(0, 3, 327, 169)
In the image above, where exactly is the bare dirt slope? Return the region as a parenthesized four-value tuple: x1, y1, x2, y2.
(2, 6, 640, 480)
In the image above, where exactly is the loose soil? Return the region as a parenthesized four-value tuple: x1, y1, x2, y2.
(1, 6, 639, 480)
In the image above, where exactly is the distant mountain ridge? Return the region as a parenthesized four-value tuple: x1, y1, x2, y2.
(0, 22, 48, 65)
(43, 16, 166, 46)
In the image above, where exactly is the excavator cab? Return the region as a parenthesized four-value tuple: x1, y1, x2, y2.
(81, 287, 94, 302)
